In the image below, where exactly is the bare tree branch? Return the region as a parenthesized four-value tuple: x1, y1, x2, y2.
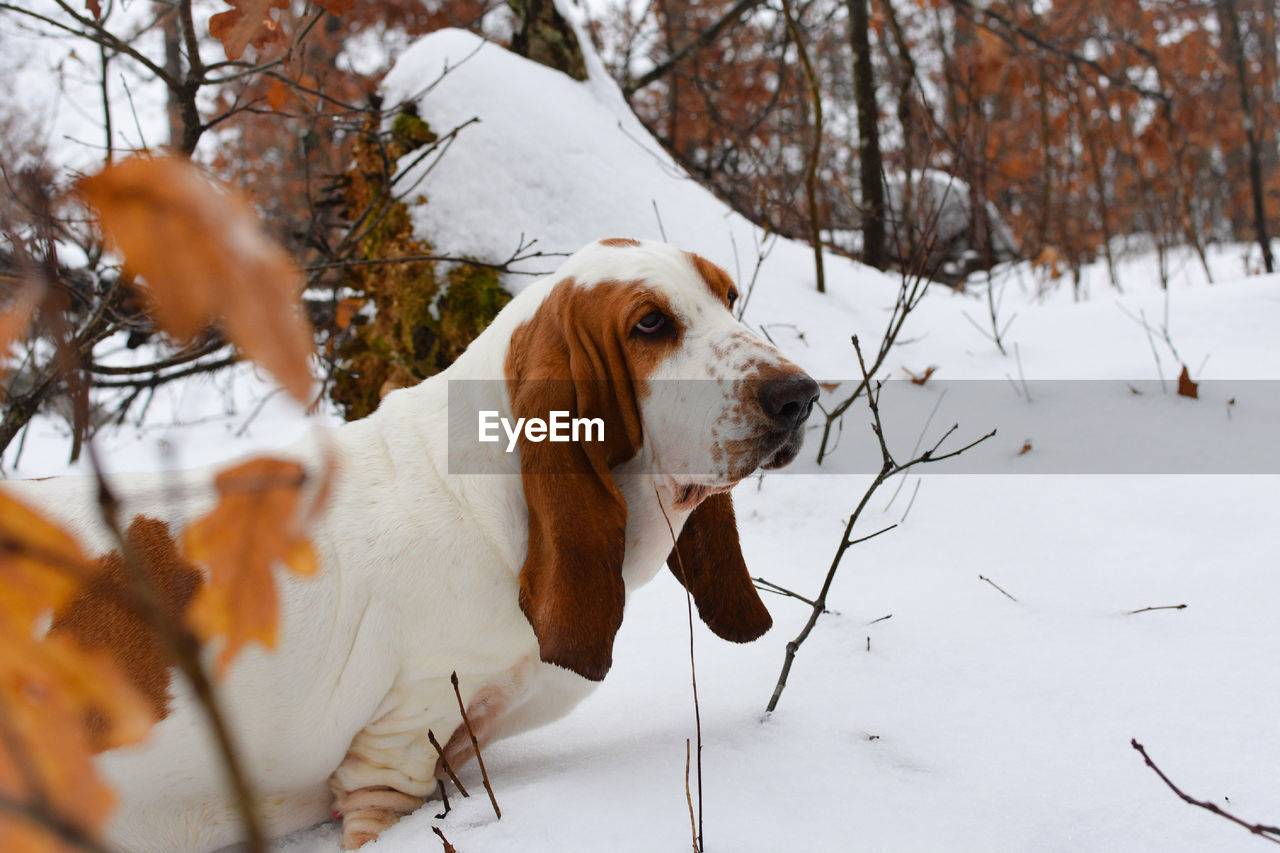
(624, 0, 767, 95)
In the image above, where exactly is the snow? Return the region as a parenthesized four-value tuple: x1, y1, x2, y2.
(6, 22, 1280, 853)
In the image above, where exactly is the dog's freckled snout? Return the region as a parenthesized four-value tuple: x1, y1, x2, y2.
(758, 374, 820, 428)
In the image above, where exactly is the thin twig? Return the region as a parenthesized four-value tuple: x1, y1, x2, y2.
(89, 460, 267, 853)
(685, 739, 698, 853)
(1127, 604, 1187, 615)
(432, 825, 458, 853)
(624, 0, 767, 94)
(652, 200, 668, 242)
(1014, 342, 1032, 402)
(450, 672, 500, 819)
(899, 479, 922, 523)
(978, 574, 1018, 602)
(1130, 739, 1280, 845)
(752, 576, 823, 610)
(655, 488, 702, 851)
(427, 729, 470, 798)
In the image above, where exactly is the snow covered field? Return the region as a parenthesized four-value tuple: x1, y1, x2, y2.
(6, 23, 1280, 853)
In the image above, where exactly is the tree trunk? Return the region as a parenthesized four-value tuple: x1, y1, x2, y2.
(781, 0, 826, 292)
(879, 0, 916, 262)
(849, 0, 886, 270)
(160, 3, 184, 149)
(1216, 0, 1274, 272)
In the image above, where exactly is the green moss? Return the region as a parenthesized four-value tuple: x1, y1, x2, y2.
(329, 114, 511, 421)
(390, 111, 438, 149)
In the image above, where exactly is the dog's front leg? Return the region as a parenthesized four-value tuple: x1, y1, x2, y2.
(328, 721, 437, 849)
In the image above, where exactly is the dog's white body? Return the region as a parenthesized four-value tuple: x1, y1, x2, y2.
(11, 241, 815, 851)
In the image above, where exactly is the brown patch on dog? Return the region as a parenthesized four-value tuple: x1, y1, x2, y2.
(505, 277, 678, 680)
(53, 515, 203, 743)
(687, 252, 738, 309)
(599, 237, 641, 247)
(437, 684, 509, 773)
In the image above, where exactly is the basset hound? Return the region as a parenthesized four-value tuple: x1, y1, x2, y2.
(15, 239, 818, 850)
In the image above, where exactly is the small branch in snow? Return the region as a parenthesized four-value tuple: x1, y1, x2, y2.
(651, 200, 668, 242)
(432, 825, 458, 853)
(685, 739, 698, 853)
(1130, 739, 1280, 846)
(978, 575, 1018, 602)
(765, 336, 995, 714)
(898, 479, 923, 523)
(427, 729, 470, 799)
(450, 672, 500, 820)
(656, 489, 703, 852)
(1127, 604, 1187, 615)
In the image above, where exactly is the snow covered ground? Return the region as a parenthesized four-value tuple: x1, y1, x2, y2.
(6, 22, 1280, 853)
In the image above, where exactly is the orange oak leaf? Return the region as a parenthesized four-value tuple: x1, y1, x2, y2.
(334, 297, 364, 332)
(0, 286, 41, 382)
(182, 457, 318, 675)
(1018, 439, 1033, 456)
(263, 77, 292, 111)
(0, 490, 96, 629)
(76, 155, 315, 403)
(208, 0, 289, 61)
(85, 0, 101, 19)
(1177, 365, 1198, 399)
(0, 620, 155, 853)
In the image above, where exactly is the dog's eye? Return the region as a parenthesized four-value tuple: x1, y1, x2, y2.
(634, 311, 666, 335)
(727, 289, 738, 310)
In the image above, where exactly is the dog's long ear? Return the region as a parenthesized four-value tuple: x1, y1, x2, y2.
(667, 493, 772, 642)
(507, 281, 644, 681)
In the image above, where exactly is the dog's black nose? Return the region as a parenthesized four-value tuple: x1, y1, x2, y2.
(758, 373, 820, 428)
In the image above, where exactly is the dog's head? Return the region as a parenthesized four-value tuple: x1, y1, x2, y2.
(504, 239, 817, 680)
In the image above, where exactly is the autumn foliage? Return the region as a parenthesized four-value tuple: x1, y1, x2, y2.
(1, 154, 327, 852)
(76, 156, 315, 403)
(184, 458, 320, 675)
(594, 0, 1279, 282)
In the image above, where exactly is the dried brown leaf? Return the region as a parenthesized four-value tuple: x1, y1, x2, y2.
(182, 457, 318, 675)
(76, 155, 315, 403)
(0, 287, 41, 382)
(1177, 365, 1198, 399)
(263, 77, 292, 111)
(208, 0, 289, 61)
(1033, 246, 1063, 280)
(903, 365, 937, 385)
(334, 298, 363, 332)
